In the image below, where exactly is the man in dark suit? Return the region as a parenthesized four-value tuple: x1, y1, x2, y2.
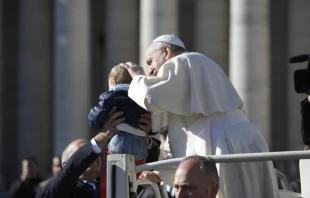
(40, 107, 152, 197)
(301, 95, 310, 149)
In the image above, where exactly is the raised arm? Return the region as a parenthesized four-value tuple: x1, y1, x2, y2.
(41, 108, 125, 197)
(121, 60, 191, 116)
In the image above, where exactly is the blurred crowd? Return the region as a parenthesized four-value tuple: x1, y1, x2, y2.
(0, 155, 61, 198)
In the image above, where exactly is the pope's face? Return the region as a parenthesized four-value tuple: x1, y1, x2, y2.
(145, 46, 167, 76)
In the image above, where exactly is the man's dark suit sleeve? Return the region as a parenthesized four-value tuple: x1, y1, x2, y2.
(40, 142, 100, 198)
(146, 138, 161, 163)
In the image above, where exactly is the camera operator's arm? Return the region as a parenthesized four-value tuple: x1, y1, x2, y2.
(301, 96, 310, 149)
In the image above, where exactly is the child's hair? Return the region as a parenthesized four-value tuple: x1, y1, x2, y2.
(108, 64, 132, 84)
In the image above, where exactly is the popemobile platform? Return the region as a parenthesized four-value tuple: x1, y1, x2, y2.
(105, 151, 310, 198)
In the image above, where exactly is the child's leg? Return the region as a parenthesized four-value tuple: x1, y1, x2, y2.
(108, 132, 148, 162)
(108, 131, 127, 154)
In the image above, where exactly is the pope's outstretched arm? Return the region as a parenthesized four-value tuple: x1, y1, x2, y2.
(127, 60, 191, 116)
(128, 75, 167, 112)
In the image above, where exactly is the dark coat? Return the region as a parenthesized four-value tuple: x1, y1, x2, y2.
(9, 178, 41, 198)
(301, 97, 310, 145)
(88, 84, 148, 130)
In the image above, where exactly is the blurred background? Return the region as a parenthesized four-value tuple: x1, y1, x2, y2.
(0, 0, 310, 194)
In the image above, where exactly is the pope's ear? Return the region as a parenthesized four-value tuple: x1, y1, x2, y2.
(164, 45, 173, 60)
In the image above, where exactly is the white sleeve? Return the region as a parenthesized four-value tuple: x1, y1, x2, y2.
(163, 135, 171, 153)
(128, 75, 166, 113)
(128, 75, 165, 131)
(151, 112, 163, 132)
(128, 60, 191, 116)
(90, 138, 102, 154)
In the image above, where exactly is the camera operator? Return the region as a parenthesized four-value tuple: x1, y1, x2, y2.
(289, 53, 310, 149)
(298, 95, 310, 196)
(289, 95, 310, 193)
(289, 54, 310, 195)
(301, 95, 310, 150)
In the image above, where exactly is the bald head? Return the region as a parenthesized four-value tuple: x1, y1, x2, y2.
(61, 139, 101, 180)
(61, 139, 87, 166)
(174, 156, 219, 198)
(181, 156, 219, 184)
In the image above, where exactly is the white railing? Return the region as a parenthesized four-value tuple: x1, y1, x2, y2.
(136, 150, 310, 172)
(107, 150, 310, 198)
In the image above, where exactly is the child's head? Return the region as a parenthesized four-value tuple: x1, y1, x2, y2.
(108, 65, 132, 88)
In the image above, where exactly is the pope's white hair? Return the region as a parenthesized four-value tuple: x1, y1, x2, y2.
(148, 41, 186, 55)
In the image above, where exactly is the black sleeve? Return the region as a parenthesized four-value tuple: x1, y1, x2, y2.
(88, 92, 113, 129)
(9, 180, 22, 197)
(146, 138, 161, 163)
(40, 142, 100, 198)
(301, 98, 310, 145)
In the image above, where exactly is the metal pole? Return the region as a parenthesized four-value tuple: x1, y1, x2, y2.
(136, 150, 310, 172)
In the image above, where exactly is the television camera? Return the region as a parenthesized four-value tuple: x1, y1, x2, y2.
(289, 54, 310, 94)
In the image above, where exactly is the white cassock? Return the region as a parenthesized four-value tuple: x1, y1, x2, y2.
(128, 52, 279, 198)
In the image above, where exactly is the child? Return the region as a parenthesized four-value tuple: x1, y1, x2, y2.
(89, 65, 153, 198)
(88, 64, 150, 162)
(89, 65, 164, 198)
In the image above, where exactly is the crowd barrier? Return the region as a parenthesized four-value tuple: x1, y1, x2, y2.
(106, 150, 310, 198)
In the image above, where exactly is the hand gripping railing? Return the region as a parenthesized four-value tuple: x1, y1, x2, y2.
(107, 150, 310, 198)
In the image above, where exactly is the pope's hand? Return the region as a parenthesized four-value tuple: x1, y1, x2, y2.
(120, 62, 146, 77)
